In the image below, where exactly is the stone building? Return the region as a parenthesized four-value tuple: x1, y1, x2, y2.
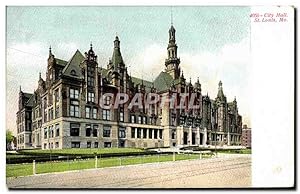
(242, 125, 251, 148)
(16, 24, 243, 150)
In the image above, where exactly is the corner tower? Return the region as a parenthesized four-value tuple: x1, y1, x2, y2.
(165, 24, 181, 79)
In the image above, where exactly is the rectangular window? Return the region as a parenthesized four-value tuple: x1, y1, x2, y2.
(70, 88, 79, 99)
(87, 142, 91, 148)
(104, 142, 111, 148)
(85, 106, 91, 118)
(70, 123, 80, 136)
(70, 101, 79, 117)
(44, 128, 47, 139)
(143, 129, 147, 138)
(102, 109, 110, 120)
(159, 129, 163, 139)
(104, 96, 111, 106)
(131, 115, 135, 123)
(51, 126, 54, 138)
(154, 129, 158, 139)
(93, 125, 98, 137)
(86, 124, 91, 136)
(92, 108, 97, 119)
(119, 127, 126, 138)
(87, 77, 95, 86)
(88, 92, 95, 102)
(149, 117, 153, 125)
(138, 116, 142, 124)
(137, 128, 141, 138)
(71, 142, 80, 148)
(119, 112, 124, 122)
(131, 128, 136, 138)
(143, 116, 147, 124)
(94, 142, 98, 148)
(149, 129, 153, 139)
(49, 108, 53, 120)
(55, 106, 60, 118)
(55, 124, 59, 137)
(55, 89, 60, 102)
(103, 126, 111, 137)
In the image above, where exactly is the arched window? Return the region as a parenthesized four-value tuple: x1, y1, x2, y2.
(70, 70, 76, 76)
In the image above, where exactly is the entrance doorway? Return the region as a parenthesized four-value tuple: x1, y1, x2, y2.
(183, 132, 188, 145)
(200, 133, 204, 145)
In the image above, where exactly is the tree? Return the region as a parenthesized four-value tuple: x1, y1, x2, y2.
(6, 130, 14, 150)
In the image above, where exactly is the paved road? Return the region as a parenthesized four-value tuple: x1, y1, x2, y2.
(7, 154, 251, 189)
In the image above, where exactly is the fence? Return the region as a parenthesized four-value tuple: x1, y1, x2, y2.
(7, 152, 212, 178)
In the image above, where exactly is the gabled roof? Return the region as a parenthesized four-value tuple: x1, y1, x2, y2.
(62, 50, 85, 79)
(25, 94, 35, 107)
(153, 71, 180, 92)
(131, 76, 153, 92)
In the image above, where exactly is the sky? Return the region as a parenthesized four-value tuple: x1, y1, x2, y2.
(6, 6, 251, 135)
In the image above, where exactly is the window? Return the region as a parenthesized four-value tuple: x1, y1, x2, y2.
(131, 128, 136, 138)
(55, 89, 60, 102)
(94, 142, 98, 148)
(93, 125, 98, 137)
(49, 108, 53, 120)
(55, 124, 60, 137)
(104, 142, 111, 148)
(44, 128, 47, 139)
(143, 116, 147, 124)
(138, 116, 142, 124)
(103, 126, 111, 137)
(131, 115, 135, 123)
(143, 129, 147, 138)
(55, 142, 59, 148)
(92, 108, 97, 119)
(71, 142, 80, 148)
(137, 128, 141, 138)
(104, 96, 111, 106)
(70, 101, 79, 117)
(119, 127, 126, 138)
(50, 126, 54, 138)
(87, 142, 91, 148)
(102, 109, 110, 120)
(88, 92, 95, 102)
(149, 129, 153, 139)
(86, 107, 91, 118)
(87, 77, 95, 86)
(70, 123, 80, 136)
(159, 129, 163, 139)
(70, 88, 79, 99)
(171, 130, 176, 139)
(86, 124, 91, 136)
(44, 143, 47, 149)
(119, 112, 124, 122)
(154, 129, 158, 139)
(55, 106, 60, 118)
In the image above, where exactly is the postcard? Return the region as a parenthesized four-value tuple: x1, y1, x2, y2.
(5, 5, 295, 189)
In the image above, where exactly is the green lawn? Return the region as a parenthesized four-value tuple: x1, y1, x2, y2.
(6, 153, 209, 178)
(217, 149, 251, 154)
(18, 148, 145, 155)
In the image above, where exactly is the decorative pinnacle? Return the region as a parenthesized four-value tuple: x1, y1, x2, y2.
(171, 6, 173, 25)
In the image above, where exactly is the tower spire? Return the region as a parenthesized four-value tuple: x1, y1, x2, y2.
(171, 6, 173, 25)
(49, 45, 52, 57)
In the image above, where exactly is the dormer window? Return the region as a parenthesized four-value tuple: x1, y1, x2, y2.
(70, 70, 76, 76)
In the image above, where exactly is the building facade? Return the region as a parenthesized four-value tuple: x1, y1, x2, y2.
(242, 125, 251, 148)
(16, 24, 243, 150)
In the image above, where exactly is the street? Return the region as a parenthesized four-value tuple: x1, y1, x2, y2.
(7, 154, 251, 189)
